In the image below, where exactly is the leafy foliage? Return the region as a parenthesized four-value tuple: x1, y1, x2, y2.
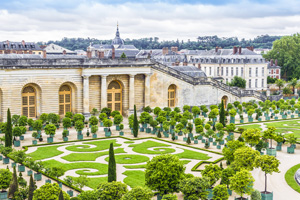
(121, 186, 153, 200)
(97, 181, 128, 200)
(32, 183, 70, 200)
(179, 176, 210, 200)
(229, 169, 254, 198)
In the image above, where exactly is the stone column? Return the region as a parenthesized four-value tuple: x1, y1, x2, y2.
(145, 73, 151, 107)
(129, 74, 136, 111)
(83, 75, 90, 115)
(101, 75, 108, 109)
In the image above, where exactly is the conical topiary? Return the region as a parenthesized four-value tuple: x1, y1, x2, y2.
(108, 143, 116, 182)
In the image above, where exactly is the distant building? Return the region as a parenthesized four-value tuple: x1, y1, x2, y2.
(43, 43, 77, 55)
(87, 25, 139, 59)
(0, 40, 43, 55)
(267, 59, 281, 79)
(74, 50, 87, 56)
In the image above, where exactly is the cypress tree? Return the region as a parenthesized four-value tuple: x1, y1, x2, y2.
(8, 166, 18, 198)
(157, 130, 162, 138)
(5, 108, 12, 147)
(133, 105, 139, 137)
(186, 136, 191, 144)
(108, 143, 116, 182)
(59, 190, 64, 200)
(219, 100, 225, 127)
(28, 175, 35, 200)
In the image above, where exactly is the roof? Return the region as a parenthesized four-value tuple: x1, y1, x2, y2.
(171, 66, 207, 78)
(0, 41, 42, 51)
(111, 26, 124, 46)
(200, 48, 259, 56)
(267, 62, 281, 69)
(44, 43, 76, 54)
(0, 54, 42, 59)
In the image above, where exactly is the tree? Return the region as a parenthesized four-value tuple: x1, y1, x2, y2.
(8, 166, 18, 199)
(275, 79, 285, 90)
(186, 136, 191, 144)
(120, 52, 127, 58)
(0, 169, 12, 191)
(212, 184, 229, 200)
(48, 167, 65, 180)
(233, 146, 260, 171)
(32, 183, 70, 200)
(18, 116, 28, 127)
(228, 76, 246, 88)
(201, 164, 222, 188)
(78, 190, 100, 200)
(133, 105, 139, 137)
(254, 155, 280, 193)
(97, 181, 128, 200)
(289, 78, 298, 94)
(73, 175, 88, 190)
(263, 126, 276, 148)
(121, 186, 153, 200)
(220, 167, 235, 189)
(5, 109, 12, 147)
(28, 175, 35, 200)
(179, 176, 210, 200)
(222, 140, 245, 164)
(251, 190, 262, 200)
(44, 124, 56, 137)
(219, 100, 225, 127)
(108, 143, 116, 182)
(241, 128, 261, 146)
(59, 190, 64, 200)
(162, 194, 178, 200)
(229, 169, 254, 199)
(145, 154, 185, 195)
(283, 87, 292, 95)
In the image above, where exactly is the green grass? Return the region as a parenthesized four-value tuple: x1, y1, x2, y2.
(123, 164, 147, 169)
(72, 176, 107, 190)
(123, 170, 145, 188)
(236, 124, 262, 131)
(265, 120, 300, 129)
(27, 145, 64, 160)
(42, 160, 108, 176)
(285, 163, 300, 193)
(61, 148, 126, 161)
(124, 141, 135, 144)
(65, 139, 121, 152)
(105, 154, 149, 164)
(175, 149, 211, 160)
(129, 140, 176, 154)
(181, 160, 191, 165)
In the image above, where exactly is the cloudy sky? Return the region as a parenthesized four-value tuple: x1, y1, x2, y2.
(0, 0, 299, 42)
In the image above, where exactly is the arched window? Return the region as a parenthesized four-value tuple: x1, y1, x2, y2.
(221, 96, 228, 108)
(59, 85, 72, 115)
(107, 81, 122, 113)
(22, 86, 36, 118)
(168, 85, 176, 108)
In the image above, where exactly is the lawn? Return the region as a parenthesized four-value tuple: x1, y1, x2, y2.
(72, 176, 107, 190)
(61, 148, 126, 161)
(28, 145, 64, 160)
(236, 124, 262, 131)
(285, 163, 300, 193)
(123, 164, 147, 169)
(264, 120, 300, 129)
(65, 139, 121, 152)
(105, 154, 149, 164)
(42, 160, 108, 176)
(129, 140, 176, 154)
(124, 141, 135, 144)
(175, 149, 211, 160)
(123, 170, 145, 188)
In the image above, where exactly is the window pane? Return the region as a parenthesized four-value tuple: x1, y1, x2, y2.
(115, 93, 121, 101)
(107, 93, 112, 102)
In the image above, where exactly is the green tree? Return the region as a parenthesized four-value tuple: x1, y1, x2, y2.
(230, 169, 254, 198)
(133, 105, 139, 137)
(251, 190, 262, 200)
(233, 146, 260, 171)
(0, 169, 13, 191)
(212, 184, 229, 200)
(32, 183, 70, 200)
(5, 109, 12, 147)
(222, 140, 245, 164)
(8, 166, 18, 199)
(62, 117, 71, 129)
(59, 190, 64, 200)
(108, 143, 116, 182)
(254, 155, 280, 193)
(48, 167, 65, 180)
(145, 154, 185, 196)
(44, 124, 57, 138)
(228, 76, 246, 88)
(120, 52, 127, 58)
(121, 186, 153, 200)
(289, 78, 298, 94)
(18, 116, 28, 127)
(220, 167, 235, 188)
(97, 181, 128, 200)
(275, 79, 285, 90)
(28, 175, 35, 200)
(241, 128, 261, 146)
(263, 126, 276, 148)
(78, 190, 99, 200)
(283, 87, 292, 95)
(219, 100, 225, 127)
(201, 164, 222, 188)
(179, 176, 210, 200)
(73, 175, 88, 190)
(162, 194, 178, 200)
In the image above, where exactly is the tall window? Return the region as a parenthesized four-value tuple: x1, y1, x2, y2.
(236, 67, 238, 76)
(59, 85, 72, 115)
(256, 67, 258, 76)
(262, 67, 264, 76)
(241, 68, 244, 76)
(255, 79, 258, 88)
(209, 67, 212, 76)
(262, 79, 264, 88)
(221, 67, 224, 76)
(249, 79, 251, 88)
(217, 67, 220, 76)
(231, 67, 233, 76)
(249, 68, 251, 77)
(226, 67, 228, 76)
(22, 86, 36, 118)
(107, 81, 122, 113)
(168, 85, 176, 108)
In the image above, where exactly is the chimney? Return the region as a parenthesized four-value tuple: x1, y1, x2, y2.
(87, 50, 92, 58)
(198, 63, 201, 69)
(6, 40, 9, 47)
(29, 50, 32, 54)
(97, 51, 104, 59)
(251, 46, 254, 51)
(215, 46, 218, 52)
(238, 47, 242, 54)
(233, 46, 237, 54)
(63, 50, 66, 55)
(183, 61, 188, 66)
(171, 46, 178, 53)
(42, 50, 47, 58)
(22, 40, 25, 47)
(270, 59, 273, 66)
(162, 47, 168, 55)
(112, 47, 115, 59)
(275, 59, 278, 66)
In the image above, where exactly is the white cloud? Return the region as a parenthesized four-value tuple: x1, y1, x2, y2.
(0, 0, 299, 42)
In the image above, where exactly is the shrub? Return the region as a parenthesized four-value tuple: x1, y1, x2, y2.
(113, 114, 123, 125)
(73, 114, 85, 122)
(44, 124, 56, 137)
(143, 106, 152, 113)
(89, 116, 98, 126)
(91, 125, 98, 134)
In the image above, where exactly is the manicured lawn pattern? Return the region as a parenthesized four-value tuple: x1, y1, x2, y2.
(28, 145, 64, 160)
(175, 149, 211, 160)
(129, 140, 176, 154)
(123, 170, 145, 188)
(237, 124, 263, 131)
(285, 163, 300, 193)
(65, 139, 121, 152)
(61, 148, 126, 161)
(72, 176, 107, 190)
(105, 154, 149, 164)
(123, 164, 147, 169)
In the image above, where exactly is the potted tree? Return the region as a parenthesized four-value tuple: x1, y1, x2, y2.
(0, 169, 12, 199)
(263, 127, 276, 157)
(103, 119, 113, 137)
(274, 110, 280, 120)
(89, 116, 98, 128)
(114, 114, 123, 131)
(254, 155, 280, 200)
(226, 123, 236, 138)
(27, 118, 34, 131)
(62, 117, 71, 136)
(62, 129, 68, 141)
(12, 126, 22, 147)
(31, 160, 44, 181)
(150, 119, 158, 135)
(32, 132, 38, 145)
(91, 125, 98, 138)
(163, 122, 170, 138)
(275, 133, 284, 151)
(10, 150, 27, 172)
(1, 147, 12, 164)
(175, 123, 184, 136)
(48, 167, 65, 188)
(201, 164, 222, 199)
(18, 116, 27, 127)
(220, 167, 235, 196)
(230, 169, 254, 200)
(33, 120, 43, 139)
(73, 113, 85, 123)
(286, 134, 297, 154)
(247, 109, 255, 122)
(100, 107, 111, 118)
(229, 109, 237, 124)
(192, 106, 201, 119)
(99, 113, 107, 127)
(75, 120, 84, 140)
(20, 126, 26, 141)
(118, 124, 124, 136)
(44, 124, 56, 143)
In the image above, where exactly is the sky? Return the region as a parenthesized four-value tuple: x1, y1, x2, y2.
(0, 0, 299, 42)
